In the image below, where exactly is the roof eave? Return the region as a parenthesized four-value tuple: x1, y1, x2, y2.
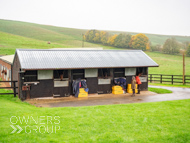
(21, 65, 159, 70)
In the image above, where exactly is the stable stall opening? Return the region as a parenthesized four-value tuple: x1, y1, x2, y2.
(24, 70, 37, 82)
(53, 70, 70, 97)
(98, 68, 112, 94)
(72, 69, 84, 80)
(54, 70, 68, 80)
(136, 67, 148, 90)
(136, 67, 148, 75)
(98, 68, 111, 78)
(114, 68, 125, 78)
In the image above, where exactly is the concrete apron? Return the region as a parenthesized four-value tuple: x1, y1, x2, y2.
(26, 86, 190, 107)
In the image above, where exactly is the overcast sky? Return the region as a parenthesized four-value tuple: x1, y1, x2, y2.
(0, 0, 190, 36)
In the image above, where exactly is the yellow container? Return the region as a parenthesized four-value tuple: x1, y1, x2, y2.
(127, 84, 131, 89)
(79, 88, 86, 93)
(78, 92, 88, 97)
(128, 84, 138, 89)
(112, 90, 123, 95)
(127, 89, 133, 93)
(112, 86, 122, 91)
(127, 89, 138, 93)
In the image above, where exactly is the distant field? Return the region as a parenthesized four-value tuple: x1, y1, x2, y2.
(0, 31, 99, 55)
(146, 52, 190, 75)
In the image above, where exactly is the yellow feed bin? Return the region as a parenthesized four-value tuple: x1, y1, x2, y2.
(78, 88, 88, 97)
(127, 89, 138, 94)
(127, 84, 138, 93)
(112, 86, 123, 95)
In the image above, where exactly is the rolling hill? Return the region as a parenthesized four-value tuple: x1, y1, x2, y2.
(0, 19, 101, 55)
(1, 19, 190, 48)
(0, 19, 190, 76)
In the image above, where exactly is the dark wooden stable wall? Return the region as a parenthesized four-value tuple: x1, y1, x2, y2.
(16, 67, 148, 99)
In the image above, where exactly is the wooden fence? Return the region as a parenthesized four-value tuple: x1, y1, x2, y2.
(148, 74, 190, 85)
(0, 81, 18, 97)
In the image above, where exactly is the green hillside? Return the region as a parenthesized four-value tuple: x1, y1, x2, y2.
(146, 52, 190, 75)
(1, 19, 190, 47)
(0, 19, 190, 76)
(0, 19, 103, 55)
(0, 31, 67, 55)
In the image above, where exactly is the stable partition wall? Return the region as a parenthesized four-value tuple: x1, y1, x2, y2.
(97, 68, 113, 94)
(53, 70, 70, 97)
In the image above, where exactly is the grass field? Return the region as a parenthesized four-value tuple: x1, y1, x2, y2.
(146, 52, 190, 75)
(0, 31, 100, 55)
(148, 87, 172, 94)
(0, 89, 190, 142)
(149, 83, 190, 88)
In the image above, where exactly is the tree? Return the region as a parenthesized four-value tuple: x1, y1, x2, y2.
(114, 33, 131, 48)
(183, 41, 190, 50)
(129, 35, 135, 48)
(146, 41, 151, 51)
(107, 34, 118, 46)
(162, 38, 180, 54)
(132, 33, 149, 50)
(186, 44, 190, 57)
(151, 44, 162, 52)
(84, 30, 100, 43)
(93, 32, 101, 43)
(100, 31, 109, 45)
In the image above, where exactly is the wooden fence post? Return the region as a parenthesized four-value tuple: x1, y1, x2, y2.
(13, 81, 16, 97)
(150, 74, 152, 83)
(160, 75, 162, 83)
(184, 75, 186, 84)
(171, 75, 173, 85)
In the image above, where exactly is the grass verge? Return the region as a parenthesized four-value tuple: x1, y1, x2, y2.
(148, 87, 172, 94)
(149, 82, 190, 88)
(0, 89, 190, 142)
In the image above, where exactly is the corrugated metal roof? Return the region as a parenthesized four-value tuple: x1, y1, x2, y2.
(0, 55, 14, 64)
(16, 49, 159, 70)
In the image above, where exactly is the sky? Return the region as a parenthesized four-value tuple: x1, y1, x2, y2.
(0, 0, 190, 36)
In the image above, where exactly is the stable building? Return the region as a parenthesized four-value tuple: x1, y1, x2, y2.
(0, 55, 14, 87)
(12, 49, 158, 100)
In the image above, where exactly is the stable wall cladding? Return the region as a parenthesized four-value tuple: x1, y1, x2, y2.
(19, 67, 149, 99)
(0, 60, 12, 87)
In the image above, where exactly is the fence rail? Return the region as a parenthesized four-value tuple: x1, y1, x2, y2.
(148, 74, 190, 85)
(0, 81, 18, 97)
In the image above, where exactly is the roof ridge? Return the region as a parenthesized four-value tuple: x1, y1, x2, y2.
(16, 49, 142, 52)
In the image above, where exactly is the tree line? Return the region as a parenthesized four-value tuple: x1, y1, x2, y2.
(158, 38, 190, 56)
(84, 30, 150, 50)
(84, 30, 190, 56)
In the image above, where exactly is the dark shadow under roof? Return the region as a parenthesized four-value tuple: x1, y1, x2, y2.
(15, 49, 159, 70)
